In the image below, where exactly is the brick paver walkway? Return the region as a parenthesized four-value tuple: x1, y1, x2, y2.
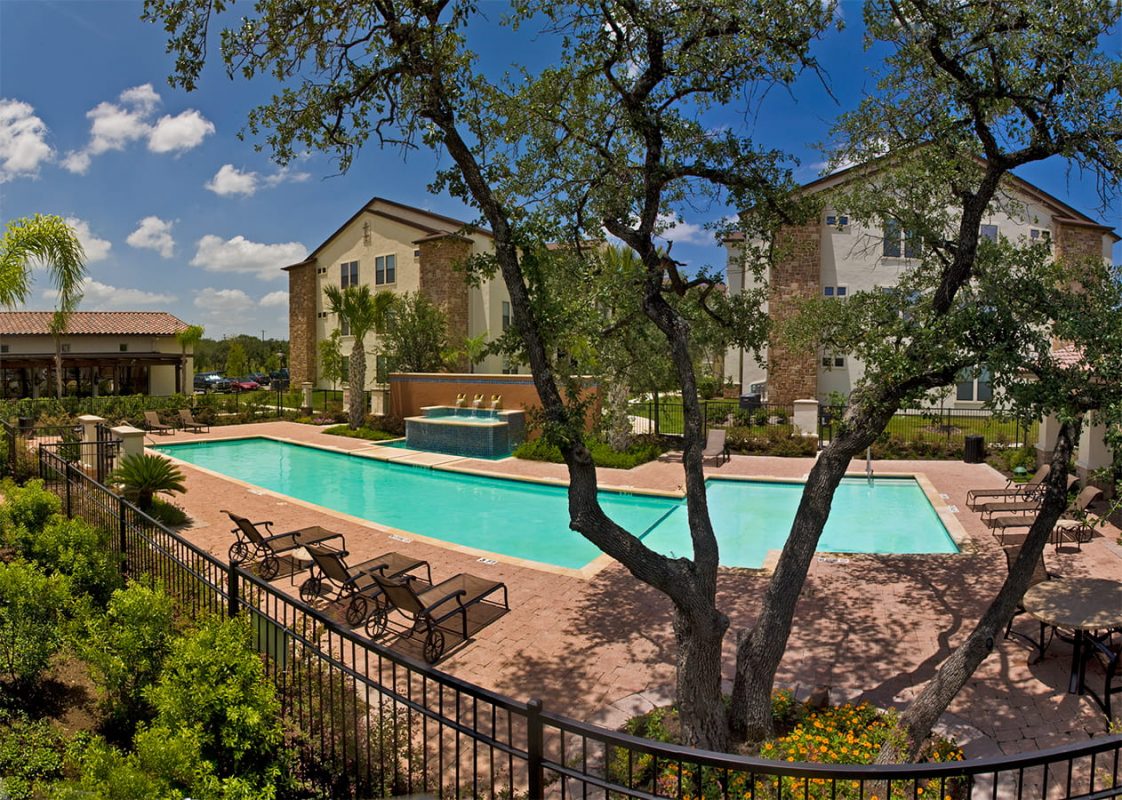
(150, 421, 1121, 755)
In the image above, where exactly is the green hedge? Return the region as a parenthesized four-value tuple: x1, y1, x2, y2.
(514, 435, 665, 469)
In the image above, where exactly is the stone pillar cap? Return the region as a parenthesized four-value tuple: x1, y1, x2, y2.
(111, 425, 145, 436)
(77, 414, 107, 423)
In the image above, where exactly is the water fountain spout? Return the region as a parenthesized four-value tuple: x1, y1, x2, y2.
(490, 394, 502, 410)
(472, 394, 484, 409)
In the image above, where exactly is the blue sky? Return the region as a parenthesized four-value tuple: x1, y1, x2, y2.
(1, 1, 1118, 339)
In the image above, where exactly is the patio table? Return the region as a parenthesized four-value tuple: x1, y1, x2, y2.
(1022, 577, 1122, 695)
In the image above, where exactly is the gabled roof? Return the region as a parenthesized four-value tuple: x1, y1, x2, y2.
(0, 312, 190, 336)
(724, 154, 1119, 243)
(283, 196, 492, 271)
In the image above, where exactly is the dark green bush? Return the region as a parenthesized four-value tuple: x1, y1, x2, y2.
(0, 479, 62, 549)
(27, 516, 121, 606)
(322, 424, 398, 441)
(148, 498, 190, 527)
(0, 560, 69, 687)
(725, 426, 818, 457)
(514, 435, 664, 469)
(0, 710, 66, 800)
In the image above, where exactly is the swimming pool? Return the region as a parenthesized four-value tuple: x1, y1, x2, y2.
(153, 438, 957, 571)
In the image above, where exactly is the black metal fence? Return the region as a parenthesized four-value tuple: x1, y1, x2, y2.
(35, 444, 1122, 798)
(627, 398, 794, 437)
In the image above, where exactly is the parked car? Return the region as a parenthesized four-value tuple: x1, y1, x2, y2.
(194, 372, 233, 393)
(269, 368, 289, 383)
(249, 372, 271, 388)
(228, 377, 261, 392)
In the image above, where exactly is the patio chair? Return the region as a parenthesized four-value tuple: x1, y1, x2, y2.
(221, 510, 346, 580)
(365, 570, 509, 663)
(1002, 544, 1056, 647)
(299, 544, 432, 627)
(142, 410, 173, 435)
(966, 464, 1050, 509)
(1083, 633, 1121, 720)
(989, 483, 1100, 545)
(980, 475, 1078, 521)
(702, 428, 730, 466)
(177, 408, 209, 433)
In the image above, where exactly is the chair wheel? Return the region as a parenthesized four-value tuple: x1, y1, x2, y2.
(228, 541, 249, 565)
(345, 596, 369, 627)
(423, 629, 446, 664)
(365, 606, 388, 639)
(260, 555, 280, 580)
(299, 577, 321, 604)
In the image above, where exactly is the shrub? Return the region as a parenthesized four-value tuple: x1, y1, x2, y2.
(79, 582, 176, 732)
(0, 710, 66, 800)
(725, 426, 818, 457)
(696, 375, 721, 400)
(27, 516, 121, 605)
(144, 617, 286, 788)
(0, 479, 61, 551)
(322, 424, 398, 441)
(148, 498, 190, 527)
(514, 435, 664, 469)
(0, 560, 69, 687)
(108, 453, 186, 512)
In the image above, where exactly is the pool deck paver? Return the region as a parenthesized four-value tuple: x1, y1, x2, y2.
(150, 421, 1121, 756)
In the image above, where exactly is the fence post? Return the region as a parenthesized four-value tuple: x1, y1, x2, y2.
(227, 566, 240, 619)
(118, 495, 129, 574)
(65, 461, 74, 517)
(526, 698, 544, 798)
(653, 390, 660, 437)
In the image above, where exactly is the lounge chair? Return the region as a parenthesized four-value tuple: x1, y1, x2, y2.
(702, 429, 730, 466)
(989, 484, 1101, 546)
(299, 544, 432, 627)
(142, 410, 172, 435)
(221, 510, 346, 580)
(966, 464, 1051, 509)
(980, 475, 1078, 521)
(1084, 633, 1121, 719)
(365, 570, 509, 663)
(1002, 544, 1056, 647)
(178, 408, 209, 433)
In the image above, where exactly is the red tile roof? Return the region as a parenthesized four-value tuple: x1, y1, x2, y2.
(1052, 343, 1086, 368)
(0, 312, 190, 336)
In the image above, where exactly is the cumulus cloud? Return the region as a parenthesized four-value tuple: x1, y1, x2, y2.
(190, 234, 306, 281)
(205, 164, 258, 196)
(259, 290, 289, 308)
(0, 99, 53, 181)
(148, 110, 215, 153)
(63, 217, 112, 262)
(126, 216, 175, 258)
(656, 213, 713, 246)
(205, 163, 311, 197)
(62, 84, 214, 172)
(194, 287, 255, 314)
(43, 279, 174, 309)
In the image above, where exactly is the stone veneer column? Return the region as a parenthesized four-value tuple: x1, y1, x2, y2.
(287, 261, 318, 386)
(416, 235, 472, 372)
(767, 223, 821, 406)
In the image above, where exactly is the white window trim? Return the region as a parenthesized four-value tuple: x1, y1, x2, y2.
(375, 253, 397, 286)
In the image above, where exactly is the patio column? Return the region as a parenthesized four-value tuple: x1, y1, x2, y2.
(1076, 411, 1114, 495)
(300, 381, 314, 415)
(112, 425, 145, 462)
(77, 414, 106, 447)
(793, 399, 819, 438)
(1035, 414, 1061, 468)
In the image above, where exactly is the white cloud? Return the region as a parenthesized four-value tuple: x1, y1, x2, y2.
(656, 213, 712, 246)
(259, 290, 289, 308)
(263, 165, 311, 187)
(60, 150, 91, 174)
(42, 279, 174, 309)
(205, 164, 259, 196)
(0, 99, 53, 181)
(148, 109, 215, 153)
(118, 84, 161, 114)
(63, 217, 112, 262)
(190, 234, 306, 281)
(126, 216, 175, 258)
(86, 100, 151, 155)
(194, 287, 255, 314)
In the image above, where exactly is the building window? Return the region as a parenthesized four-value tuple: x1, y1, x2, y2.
(956, 367, 993, 402)
(317, 311, 329, 319)
(821, 353, 845, 369)
(61, 344, 71, 353)
(340, 316, 350, 336)
(316, 266, 327, 275)
(980, 224, 998, 242)
(1030, 227, 1052, 245)
(823, 286, 847, 299)
(502, 360, 518, 375)
(340, 260, 359, 288)
(825, 214, 849, 228)
(376, 355, 389, 384)
(501, 301, 511, 332)
(375, 254, 396, 285)
(413, 249, 421, 259)
(0, 345, 8, 354)
(883, 219, 923, 259)
(119, 344, 128, 352)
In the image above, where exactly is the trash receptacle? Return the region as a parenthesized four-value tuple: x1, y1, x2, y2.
(17, 416, 33, 435)
(964, 434, 985, 464)
(739, 393, 761, 412)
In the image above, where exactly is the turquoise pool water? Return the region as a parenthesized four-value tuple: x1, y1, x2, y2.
(154, 438, 957, 570)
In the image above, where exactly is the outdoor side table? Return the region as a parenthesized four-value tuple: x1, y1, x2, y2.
(1022, 578, 1122, 695)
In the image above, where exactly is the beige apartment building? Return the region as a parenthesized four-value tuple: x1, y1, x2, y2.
(0, 311, 193, 398)
(285, 197, 515, 389)
(724, 166, 1118, 407)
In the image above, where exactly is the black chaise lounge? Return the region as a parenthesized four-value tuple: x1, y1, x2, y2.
(966, 464, 1051, 509)
(143, 410, 173, 435)
(178, 408, 209, 433)
(365, 571, 509, 663)
(300, 544, 432, 626)
(222, 510, 345, 580)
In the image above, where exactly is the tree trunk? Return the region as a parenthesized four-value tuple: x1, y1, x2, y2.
(605, 374, 632, 450)
(876, 420, 1081, 762)
(54, 337, 63, 399)
(348, 335, 365, 429)
(674, 602, 730, 749)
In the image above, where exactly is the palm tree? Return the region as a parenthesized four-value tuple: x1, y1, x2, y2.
(108, 453, 187, 512)
(0, 215, 86, 398)
(175, 324, 205, 394)
(323, 285, 396, 429)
